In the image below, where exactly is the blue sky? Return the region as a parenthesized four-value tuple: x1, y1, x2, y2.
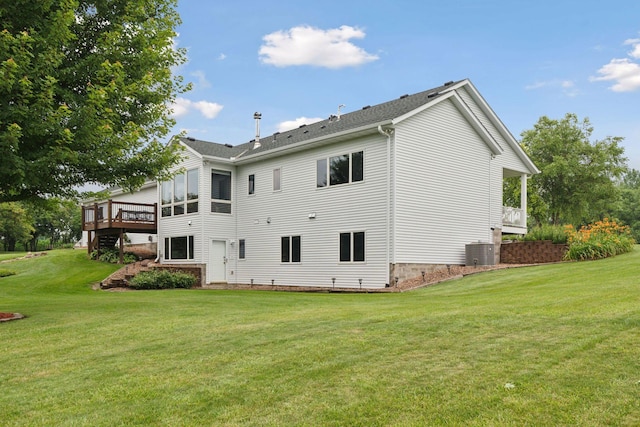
(170, 0, 640, 170)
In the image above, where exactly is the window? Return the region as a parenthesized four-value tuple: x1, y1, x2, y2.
(239, 239, 246, 260)
(317, 151, 364, 188)
(339, 232, 365, 262)
(273, 168, 281, 191)
(164, 236, 195, 260)
(281, 235, 301, 263)
(211, 170, 232, 214)
(248, 174, 255, 195)
(161, 169, 199, 217)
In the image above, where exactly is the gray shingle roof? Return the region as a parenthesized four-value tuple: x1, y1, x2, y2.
(180, 79, 464, 160)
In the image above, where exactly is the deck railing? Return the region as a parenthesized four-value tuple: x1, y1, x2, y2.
(82, 200, 157, 232)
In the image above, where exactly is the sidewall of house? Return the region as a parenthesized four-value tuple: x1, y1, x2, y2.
(233, 133, 390, 288)
(393, 98, 493, 266)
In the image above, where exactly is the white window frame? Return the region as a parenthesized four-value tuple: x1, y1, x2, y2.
(316, 150, 364, 188)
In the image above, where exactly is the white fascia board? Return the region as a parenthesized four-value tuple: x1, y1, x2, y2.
(393, 89, 503, 156)
(201, 155, 234, 164)
(456, 81, 540, 174)
(231, 120, 393, 165)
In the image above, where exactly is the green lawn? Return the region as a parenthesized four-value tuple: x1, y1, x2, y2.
(0, 251, 27, 262)
(1, 249, 639, 426)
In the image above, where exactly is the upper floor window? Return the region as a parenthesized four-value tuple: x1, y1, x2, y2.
(161, 169, 199, 217)
(248, 174, 255, 195)
(211, 170, 232, 214)
(273, 168, 281, 191)
(317, 151, 363, 188)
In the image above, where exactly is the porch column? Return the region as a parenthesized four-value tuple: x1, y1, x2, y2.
(520, 173, 528, 229)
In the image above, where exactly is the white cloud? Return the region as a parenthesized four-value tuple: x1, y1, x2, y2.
(591, 37, 640, 92)
(524, 79, 578, 96)
(625, 38, 640, 58)
(217, 53, 226, 60)
(277, 117, 324, 132)
(192, 100, 223, 119)
(190, 70, 211, 89)
(171, 97, 192, 118)
(259, 25, 379, 69)
(170, 97, 223, 119)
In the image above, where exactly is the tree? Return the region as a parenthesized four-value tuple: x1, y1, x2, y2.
(614, 169, 640, 241)
(518, 114, 628, 226)
(0, 203, 34, 251)
(26, 199, 82, 251)
(0, 0, 188, 203)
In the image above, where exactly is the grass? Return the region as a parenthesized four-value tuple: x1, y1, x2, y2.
(1, 249, 640, 425)
(0, 251, 27, 262)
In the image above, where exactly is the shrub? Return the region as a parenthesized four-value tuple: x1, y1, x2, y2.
(523, 224, 568, 244)
(0, 269, 16, 278)
(89, 248, 138, 264)
(564, 218, 636, 261)
(128, 270, 197, 290)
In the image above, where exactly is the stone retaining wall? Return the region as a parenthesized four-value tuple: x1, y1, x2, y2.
(500, 240, 568, 264)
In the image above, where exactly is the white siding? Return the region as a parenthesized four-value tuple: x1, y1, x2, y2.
(457, 87, 531, 173)
(394, 98, 493, 265)
(233, 133, 390, 288)
(158, 151, 209, 265)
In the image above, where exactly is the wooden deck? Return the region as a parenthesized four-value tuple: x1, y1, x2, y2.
(82, 200, 157, 262)
(82, 200, 157, 234)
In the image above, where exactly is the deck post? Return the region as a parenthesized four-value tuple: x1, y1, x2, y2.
(119, 228, 124, 264)
(107, 199, 112, 228)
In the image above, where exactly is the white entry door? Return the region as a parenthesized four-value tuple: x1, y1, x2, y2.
(209, 240, 227, 283)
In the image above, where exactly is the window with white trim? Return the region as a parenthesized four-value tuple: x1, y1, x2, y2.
(161, 169, 199, 217)
(273, 168, 281, 191)
(248, 174, 255, 195)
(211, 170, 232, 214)
(164, 236, 195, 260)
(281, 235, 301, 263)
(317, 151, 363, 188)
(339, 232, 365, 262)
(239, 239, 246, 260)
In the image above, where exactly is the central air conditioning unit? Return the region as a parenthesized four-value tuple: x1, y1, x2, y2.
(465, 242, 496, 266)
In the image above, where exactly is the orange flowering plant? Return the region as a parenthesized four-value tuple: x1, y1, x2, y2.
(564, 218, 636, 261)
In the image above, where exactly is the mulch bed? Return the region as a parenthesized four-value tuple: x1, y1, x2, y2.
(0, 312, 25, 322)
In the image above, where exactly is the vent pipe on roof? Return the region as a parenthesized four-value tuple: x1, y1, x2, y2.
(337, 104, 345, 121)
(253, 112, 262, 149)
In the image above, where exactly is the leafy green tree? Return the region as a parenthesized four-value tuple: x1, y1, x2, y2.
(26, 199, 82, 250)
(0, 203, 34, 251)
(614, 169, 640, 241)
(0, 0, 188, 203)
(518, 113, 627, 226)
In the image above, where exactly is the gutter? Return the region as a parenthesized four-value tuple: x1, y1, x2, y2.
(232, 120, 394, 165)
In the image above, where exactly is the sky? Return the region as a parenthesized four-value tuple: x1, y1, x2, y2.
(170, 0, 640, 170)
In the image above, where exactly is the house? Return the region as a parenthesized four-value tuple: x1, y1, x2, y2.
(82, 79, 538, 289)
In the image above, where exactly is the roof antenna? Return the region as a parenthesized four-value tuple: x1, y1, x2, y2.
(337, 104, 345, 121)
(253, 112, 262, 149)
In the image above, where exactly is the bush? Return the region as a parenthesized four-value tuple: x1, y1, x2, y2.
(523, 224, 568, 244)
(564, 218, 636, 261)
(128, 270, 197, 290)
(0, 269, 16, 278)
(89, 248, 138, 264)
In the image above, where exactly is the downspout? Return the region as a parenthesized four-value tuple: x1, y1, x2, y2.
(155, 182, 162, 263)
(378, 125, 394, 284)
